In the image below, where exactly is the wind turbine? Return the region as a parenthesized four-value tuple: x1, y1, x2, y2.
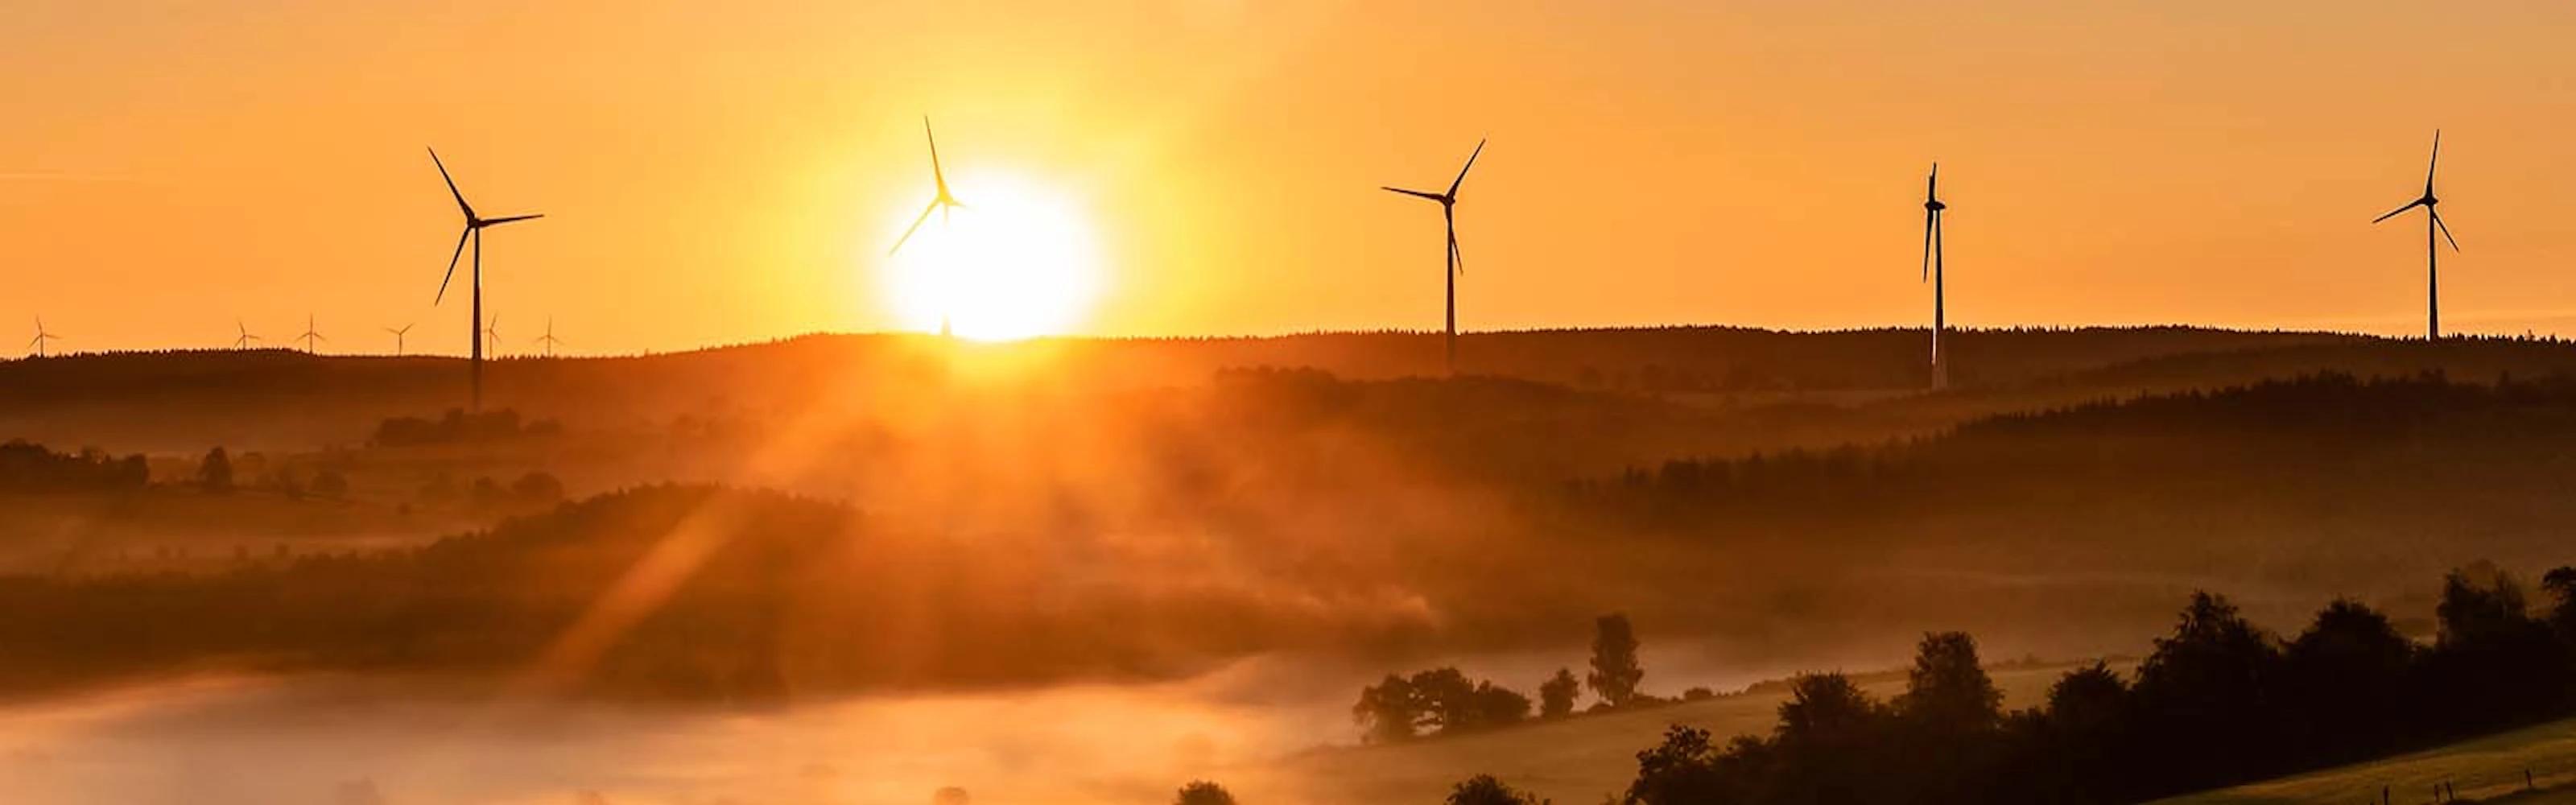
(27, 316, 59, 357)
(534, 316, 564, 357)
(295, 314, 326, 353)
(428, 148, 543, 410)
(887, 117, 964, 337)
(2372, 130, 2460, 340)
(232, 320, 262, 350)
(1922, 163, 1949, 390)
(385, 323, 413, 356)
(482, 315, 502, 357)
(1381, 138, 1485, 375)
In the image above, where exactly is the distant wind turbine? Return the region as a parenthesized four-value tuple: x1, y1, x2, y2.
(534, 316, 564, 357)
(1922, 163, 1949, 390)
(385, 323, 413, 356)
(887, 117, 964, 338)
(482, 315, 502, 357)
(295, 314, 327, 353)
(27, 316, 60, 358)
(1381, 138, 1486, 375)
(2372, 130, 2460, 340)
(232, 320, 262, 350)
(428, 148, 543, 409)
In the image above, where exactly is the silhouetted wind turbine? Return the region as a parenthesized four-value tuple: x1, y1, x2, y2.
(888, 117, 964, 337)
(482, 315, 502, 357)
(1382, 138, 1485, 374)
(385, 323, 413, 356)
(232, 320, 262, 350)
(295, 314, 326, 353)
(428, 148, 543, 409)
(2372, 130, 2460, 340)
(534, 316, 564, 357)
(1922, 163, 1949, 390)
(27, 316, 60, 358)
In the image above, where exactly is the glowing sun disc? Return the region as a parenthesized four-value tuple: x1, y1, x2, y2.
(880, 171, 1104, 341)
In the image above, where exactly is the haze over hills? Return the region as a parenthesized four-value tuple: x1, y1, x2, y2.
(12, 358, 2576, 700)
(0, 325, 2363, 453)
(10, 327, 2576, 804)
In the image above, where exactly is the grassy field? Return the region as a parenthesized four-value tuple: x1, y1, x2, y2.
(1257, 663, 2094, 805)
(2154, 716, 2576, 805)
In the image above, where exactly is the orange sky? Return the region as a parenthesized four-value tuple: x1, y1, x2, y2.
(7, 2, 2576, 355)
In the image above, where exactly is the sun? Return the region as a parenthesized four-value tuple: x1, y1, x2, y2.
(881, 171, 1104, 342)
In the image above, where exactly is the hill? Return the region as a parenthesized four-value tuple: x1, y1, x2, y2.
(1247, 661, 2100, 805)
(2151, 716, 2576, 805)
(16, 369, 2576, 703)
(0, 326, 2356, 452)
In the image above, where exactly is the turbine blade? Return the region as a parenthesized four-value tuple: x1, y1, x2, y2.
(429, 147, 474, 220)
(888, 200, 939, 255)
(2425, 129, 2441, 194)
(1381, 187, 1445, 202)
(925, 117, 949, 192)
(1448, 225, 1463, 276)
(1922, 209, 1936, 281)
(480, 213, 543, 226)
(1447, 138, 1486, 198)
(435, 228, 470, 303)
(1927, 162, 1938, 200)
(2372, 200, 2424, 224)
(2434, 210, 2460, 251)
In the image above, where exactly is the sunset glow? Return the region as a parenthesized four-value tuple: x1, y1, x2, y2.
(881, 170, 1104, 341)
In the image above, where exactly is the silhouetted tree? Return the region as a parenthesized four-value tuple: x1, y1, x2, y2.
(1353, 674, 1416, 743)
(2129, 592, 2283, 792)
(1891, 631, 2006, 804)
(1624, 725, 1736, 805)
(1405, 667, 1530, 733)
(1539, 667, 1580, 718)
(2018, 662, 2136, 803)
(2281, 600, 2413, 760)
(1588, 613, 1645, 707)
(2422, 564, 2566, 729)
(1777, 673, 1879, 745)
(1445, 774, 1542, 805)
(1894, 631, 2001, 733)
(2545, 566, 2576, 646)
(1173, 780, 1235, 805)
(197, 447, 233, 493)
(1769, 673, 1889, 805)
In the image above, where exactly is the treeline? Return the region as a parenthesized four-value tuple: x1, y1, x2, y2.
(0, 440, 148, 491)
(1576, 371, 2576, 518)
(1354, 613, 1662, 742)
(0, 485, 863, 697)
(370, 408, 563, 447)
(1600, 562, 2576, 804)
(0, 485, 1428, 699)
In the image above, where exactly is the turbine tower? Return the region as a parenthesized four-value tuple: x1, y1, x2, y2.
(1922, 163, 1949, 390)
(2372, 130, 2459, 340)
(888, 117, 965, 338)
(27, 316, 59, 358)
(535, 316, 564, 357)
(1381, 138, 1485, 374)
(232, 320, 262, 350)
(428, 148, 543, 410)
(385, 323, 414, 356)
(296, 314, 326, 353)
